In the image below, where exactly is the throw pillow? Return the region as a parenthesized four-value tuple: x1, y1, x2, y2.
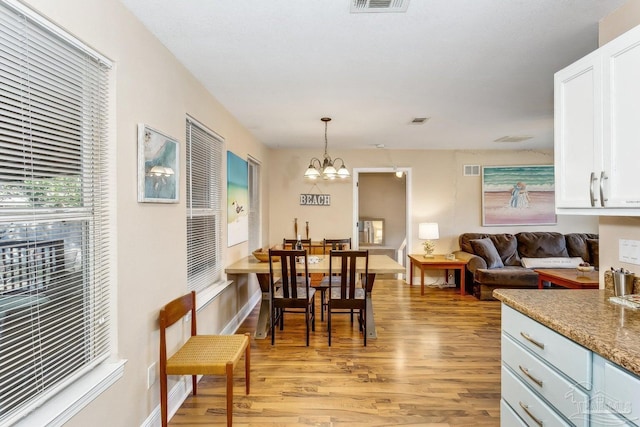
(587, 239, 599, 269)
(490, 234, 521, 266)
(470, 238, 504, 269)
(520, 257, 584, 269)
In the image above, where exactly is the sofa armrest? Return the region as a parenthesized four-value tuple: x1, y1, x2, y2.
(453, 250, 487, 273)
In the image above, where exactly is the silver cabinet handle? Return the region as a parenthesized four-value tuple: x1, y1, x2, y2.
(600, 171, 608, 207)
(520, 332, 545, 350)
(519, 401, 544, 427)
(519, 365, 543, 387)
(589, 172, 597, 207)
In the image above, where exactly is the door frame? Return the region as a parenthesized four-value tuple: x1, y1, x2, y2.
(352, 167, 412, 279)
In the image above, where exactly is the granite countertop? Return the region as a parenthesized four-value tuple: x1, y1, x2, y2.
(493, 288, 640, 377)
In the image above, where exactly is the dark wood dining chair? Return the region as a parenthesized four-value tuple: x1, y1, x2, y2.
(282, 238, 312, 250)
(314, 238, 352, 320)
(327, 250, 369, 346)
(159, 291, 250, 427)
(268, 249, 316, 346)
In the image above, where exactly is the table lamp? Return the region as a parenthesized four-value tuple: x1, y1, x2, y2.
(418, 222, 439, 258)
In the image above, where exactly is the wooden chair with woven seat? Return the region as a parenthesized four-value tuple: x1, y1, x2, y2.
(268, 248, 316, 346)
(327, 250, 369, 346)
(314, 238, 352, 320)
(159, 291, 250, 427)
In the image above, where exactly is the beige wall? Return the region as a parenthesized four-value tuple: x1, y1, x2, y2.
(268, 148, 598, 257)
(20, 0, 268, 425)
(598, 0, 640, 283)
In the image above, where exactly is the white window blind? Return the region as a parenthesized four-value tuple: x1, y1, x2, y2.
(0, 1, 111, 424)
(186, 118, 223, 293)
(248, 157, 261, 252)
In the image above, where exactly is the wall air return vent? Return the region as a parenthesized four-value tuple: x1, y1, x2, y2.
(463, 165, 480, 176)
(351, 0, 410, 13)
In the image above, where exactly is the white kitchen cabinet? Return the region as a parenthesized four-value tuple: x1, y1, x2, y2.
(501, 305, 590, 426)
(555, 50, 602, 210)
(555, 24, 640, 215)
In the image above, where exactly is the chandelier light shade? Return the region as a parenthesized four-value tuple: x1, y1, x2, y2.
(304, 117, 350, 180)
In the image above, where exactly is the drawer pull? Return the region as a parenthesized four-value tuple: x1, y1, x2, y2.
(519, 401, 544, 427)
(520, 332, 545, 350)
(519, 365, 543, 387)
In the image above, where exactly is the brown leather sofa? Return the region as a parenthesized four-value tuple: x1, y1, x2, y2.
(453, 232, 599, 300)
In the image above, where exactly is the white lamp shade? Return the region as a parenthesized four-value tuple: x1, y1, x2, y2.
(418, 222, 439, 240)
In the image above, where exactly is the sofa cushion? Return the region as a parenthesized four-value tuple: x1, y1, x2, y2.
(470, 238, 504, 269)
(565, 233, 598, 263)
(490, 234, 521, 266)
(517, 232, 569, 258)
(459, 233, 492, 254)
(474, 266, 538, 287)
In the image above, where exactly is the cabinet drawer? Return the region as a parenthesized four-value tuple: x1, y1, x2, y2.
(502, 366, 572, 427)
(501, 398, 527, 427)
(603, 360, 640, 425)
(502, 333, 589, 427)
(502, 305, 591, 387)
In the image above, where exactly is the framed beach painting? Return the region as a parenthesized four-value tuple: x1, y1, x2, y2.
(137, 124, 179, 203)
(482, 165, 556, 226)
(227, 151, 249, 247)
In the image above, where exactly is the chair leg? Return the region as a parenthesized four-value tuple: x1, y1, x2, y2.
(244, 333, 251, 395)
(271, 305, 276, 345)
(192, 374, 198, 395)
(327, 303, 332, 346)
(363, 308, 367, 347)
(305, 307, 310, 346)
(311, 295, 316, 332)
(226, 362, 233, 427)
(161, 372, 168, 427)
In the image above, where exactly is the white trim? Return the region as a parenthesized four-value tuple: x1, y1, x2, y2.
(13, 360, 126, 427)
(2, 0, 113, 66)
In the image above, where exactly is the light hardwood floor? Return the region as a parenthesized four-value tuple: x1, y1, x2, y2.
(169, 279, 502, 426)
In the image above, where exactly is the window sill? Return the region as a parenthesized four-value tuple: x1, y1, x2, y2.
(196, 280, 233, 311)
(14, 359, 127, 427)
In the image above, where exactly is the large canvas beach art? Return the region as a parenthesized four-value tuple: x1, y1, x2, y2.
(482, 165, 556, 226)
(227, 151, 249, 247)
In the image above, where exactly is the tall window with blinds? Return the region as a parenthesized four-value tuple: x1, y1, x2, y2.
(248, 157, 261, 252)
(186, 118, 223, 293)
(0, 2, 111, 423)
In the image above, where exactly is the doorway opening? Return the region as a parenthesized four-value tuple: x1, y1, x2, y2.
(352, 167, 411, 279)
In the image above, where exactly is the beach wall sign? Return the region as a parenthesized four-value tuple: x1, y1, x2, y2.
(300, 194, 331, 206)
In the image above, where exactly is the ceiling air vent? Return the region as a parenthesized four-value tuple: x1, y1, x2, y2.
(410, 117, 429, 125)
(351, 0, 410, 13)
(463, 165, 480, 176)
(494, 135, 533, 143)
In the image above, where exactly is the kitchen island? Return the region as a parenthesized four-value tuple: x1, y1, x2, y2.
(494, 288, 640, 426)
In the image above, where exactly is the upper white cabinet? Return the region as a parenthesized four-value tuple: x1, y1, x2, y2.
(555, 25, 640, 215)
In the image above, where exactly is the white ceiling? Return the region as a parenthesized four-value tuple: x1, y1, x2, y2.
(119, 0, 625, 151)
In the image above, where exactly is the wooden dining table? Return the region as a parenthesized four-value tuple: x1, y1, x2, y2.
(225, 254, 405, 340)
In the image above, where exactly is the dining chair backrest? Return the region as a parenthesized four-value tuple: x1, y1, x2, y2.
(282, 238, 312, 250)
(268, 249, 309, 298)
(328, 250, 369, 298)
(323, 238, 352, 254)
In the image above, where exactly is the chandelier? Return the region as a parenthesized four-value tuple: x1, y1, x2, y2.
(304, 117, 350, 180)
